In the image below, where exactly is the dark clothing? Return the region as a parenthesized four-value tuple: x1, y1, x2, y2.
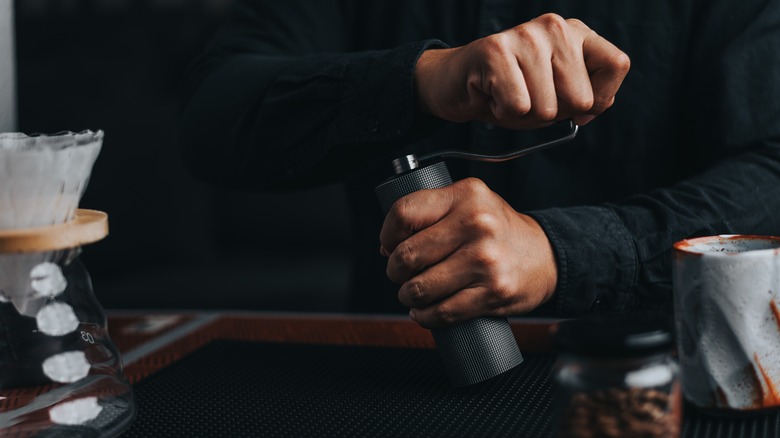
(179, 0, 780, 315)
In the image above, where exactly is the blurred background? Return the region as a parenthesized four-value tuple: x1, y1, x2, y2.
(9, 0, 355, 312)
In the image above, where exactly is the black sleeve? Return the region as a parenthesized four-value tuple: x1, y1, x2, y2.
(178, 0, 446, 190)
(528, 0, 780, 316)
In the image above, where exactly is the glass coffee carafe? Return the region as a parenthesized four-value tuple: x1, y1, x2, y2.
(0, 131, 135, 436)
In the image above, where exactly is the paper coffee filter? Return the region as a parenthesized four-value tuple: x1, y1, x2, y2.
(0, 250, 69, 317)
(0, 130, 103, 230)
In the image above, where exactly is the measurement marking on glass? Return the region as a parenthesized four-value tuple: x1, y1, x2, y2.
(81, 331, 95, 344)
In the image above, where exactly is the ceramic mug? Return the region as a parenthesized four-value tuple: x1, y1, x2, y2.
(673, 234, 780, 411)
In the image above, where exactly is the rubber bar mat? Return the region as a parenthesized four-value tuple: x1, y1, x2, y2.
(124, 340, 780, 437)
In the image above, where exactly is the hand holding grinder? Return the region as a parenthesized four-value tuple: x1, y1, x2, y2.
(376, 121, 579, 387)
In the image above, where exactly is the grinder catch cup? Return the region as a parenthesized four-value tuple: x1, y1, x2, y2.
(376, 121, 579, 387)
(0, 131, 135, 436)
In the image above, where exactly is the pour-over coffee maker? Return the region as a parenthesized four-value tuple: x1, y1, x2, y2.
(0, 131, 135, 436)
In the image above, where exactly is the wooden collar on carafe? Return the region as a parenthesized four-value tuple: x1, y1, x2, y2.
(0, 209, 108, 253)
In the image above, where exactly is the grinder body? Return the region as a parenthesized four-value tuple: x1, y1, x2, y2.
(376, 161, 523, 387)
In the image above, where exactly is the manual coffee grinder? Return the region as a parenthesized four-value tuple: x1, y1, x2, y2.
(376, 121, 578, 387)
(0, 131, 135, 436)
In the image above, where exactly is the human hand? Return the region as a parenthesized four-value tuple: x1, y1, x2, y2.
(379, 178, 557, 329)
(414, 13, 630, 129)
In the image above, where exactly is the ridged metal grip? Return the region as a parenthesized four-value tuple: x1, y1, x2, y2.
(376, 161, 523, 386)
(376, 161, 453, 213)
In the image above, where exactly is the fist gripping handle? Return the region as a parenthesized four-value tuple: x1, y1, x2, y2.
(375, 121, 578, 387)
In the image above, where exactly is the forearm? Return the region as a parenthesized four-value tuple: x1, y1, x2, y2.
(179, 40, 446, 190)
(530, 141, 780, 316)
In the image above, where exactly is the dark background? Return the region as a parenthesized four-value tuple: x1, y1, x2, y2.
(15, 0, 355, 312)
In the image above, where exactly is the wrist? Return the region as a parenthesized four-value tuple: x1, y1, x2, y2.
(516, 212, 558, 304)
(413, 47, 453, 116)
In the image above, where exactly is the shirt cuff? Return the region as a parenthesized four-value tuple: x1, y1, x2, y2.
(527, 205, 639, 316)
(334, 39, 448, 144)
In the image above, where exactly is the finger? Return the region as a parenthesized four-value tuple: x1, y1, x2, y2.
(410, 286, 491, 329)
(581, 30, 630, 116)
(386, 214, 464, 284)
(481, 44, 532, 126)
(396, 249, 477, 307)
(379, 187, 453, 253)
(512, 30, 558, 122)
(516, 52, 558, 122)
(550, 21, 595, 116)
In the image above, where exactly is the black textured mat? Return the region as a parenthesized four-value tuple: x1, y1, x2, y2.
(124, 341, 780, 437)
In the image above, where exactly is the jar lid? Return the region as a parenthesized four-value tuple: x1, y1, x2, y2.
(552, 315, 673, 358)
(0, 209, 108, 253)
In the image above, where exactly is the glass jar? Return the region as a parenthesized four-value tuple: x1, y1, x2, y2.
(551, 316, 681, 438)
(0, 210, 136, 436)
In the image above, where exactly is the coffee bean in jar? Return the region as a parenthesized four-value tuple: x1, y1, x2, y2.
(551, 316, 681, 438)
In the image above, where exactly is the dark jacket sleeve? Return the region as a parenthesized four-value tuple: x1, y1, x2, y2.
(178, 0, 444, 190)
(529, 0, 780, 316)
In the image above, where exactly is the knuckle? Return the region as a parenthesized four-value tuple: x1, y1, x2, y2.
(612, 51, 632, 74)
(466, 211, 500, 235)
(488, 276, 515, 306)
(569, 92, 594, 113)
(590, 98, 611, 114)
(433, 305, 457, 326)
(515, 99, 533, 116)
(512, 25, 543, 50)
(565, 18, 588, 30)
(458, 177, 489, 197)
(496, 99, 531, 120)
(471, 243, 501, 269)
(390, 197, 413, 222)
(531, 105, 558, 122)
(481, 32, 512, 54)
(394, 242, 418, 271)
(482, 74, 498, 94)
(591, 93, 618, 114)
(389, 198, 418, 234)
(537, 13, 567, 33)
(403, 281, 427, 306)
